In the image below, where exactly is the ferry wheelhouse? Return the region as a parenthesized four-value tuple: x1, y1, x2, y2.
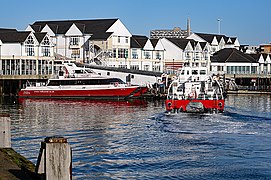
(165, 66, 225, 113)
(18, 63, 148, 99)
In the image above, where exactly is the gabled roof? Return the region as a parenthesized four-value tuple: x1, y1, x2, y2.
(167, 38, 196, 50)
(150, 39, 159, 47)
(0, 31, 30, 43)
(199, 42, 208, 49)
(0, 28, 17, 33)
(32, 19, 118, 35)
(89, 32, 113, 40)
(195, 33, 236, 45)
(131, 35, 148, 48)
(211, 48, 256, 63)
(195, 33, 216, 43)
(34, 32, 47, 43)
(249, 53, 261, 61)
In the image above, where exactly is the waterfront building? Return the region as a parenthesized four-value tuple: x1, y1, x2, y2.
(150, 27, 189, 39)
(150, 18, 191, 39)
(159, 38, 210, 72)
(0, 29, 55, 76)
(126, 35, 164, 71)
(249, 53, 271, 74)
(210, 48, 259, 75)
(27, 19, 164, 72)
(187, 33, 240, 55)
(240, 45, 259, 54)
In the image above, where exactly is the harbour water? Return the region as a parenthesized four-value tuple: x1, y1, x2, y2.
(1, 94, 271, 179)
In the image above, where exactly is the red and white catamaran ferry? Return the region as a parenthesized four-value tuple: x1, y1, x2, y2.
(18, 63, 148, 99)
(165, 66, 225, 113)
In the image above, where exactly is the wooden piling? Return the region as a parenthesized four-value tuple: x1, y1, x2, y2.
(36, 136, 72, 180)
(0, 113, 11, 148)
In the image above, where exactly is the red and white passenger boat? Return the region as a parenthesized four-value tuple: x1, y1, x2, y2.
(165, 66, 225, 113)
(18, 63, 148, 99)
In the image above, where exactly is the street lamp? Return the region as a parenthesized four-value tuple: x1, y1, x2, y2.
(217, 19, 222, 35)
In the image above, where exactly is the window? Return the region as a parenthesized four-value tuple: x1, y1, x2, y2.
(195, 52, 201, 60)
(25, 36, 35, 56)
(70, 37, 79, 45)
(118, 49, 128, 58)
(144, 51, 151, 59)
(118, 36, 121, 43)
(41, 36, 50, 56)
(132, 49, 138, 59)
(71, 49, 80, 58)
(192, 70, 198, 75)
(185, 52, 191, 59)
(143, 65, 149, 71)
(113, 49, 117, 58)
(200, 70, 206, 75)
(131, 65, 139, 70)
(125, 37, 129, 43)
(42, 47, 50, 57)
(156, 52, 161, 59)
(26, 45, 35, 56)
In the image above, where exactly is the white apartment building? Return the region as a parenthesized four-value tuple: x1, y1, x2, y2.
(159, 38, 211, 72)
(26, 19, 165, 72)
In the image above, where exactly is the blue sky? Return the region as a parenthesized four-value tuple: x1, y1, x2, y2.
(1, 0, 270, 45)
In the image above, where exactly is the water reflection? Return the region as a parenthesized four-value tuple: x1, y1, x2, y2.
(1, 95, 271, 179)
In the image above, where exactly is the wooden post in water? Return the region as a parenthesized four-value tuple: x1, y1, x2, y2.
(0, 113, 11, 148)
(36, 136, 72, 180)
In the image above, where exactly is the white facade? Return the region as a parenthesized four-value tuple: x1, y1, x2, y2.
(0, 31, 55, 76)
(159, 38, 211, 71)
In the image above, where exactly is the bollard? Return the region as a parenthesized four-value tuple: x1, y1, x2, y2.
(0, 113, 11, 148)
(36, 136, 72, 180)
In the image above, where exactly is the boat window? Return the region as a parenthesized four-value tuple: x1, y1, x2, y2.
(47, 78, 125, 86)
(74, 70, 84, 74)
(192, 70, 198, 75)
(180, 70, 185, 75)
(85, 69, 94, 73)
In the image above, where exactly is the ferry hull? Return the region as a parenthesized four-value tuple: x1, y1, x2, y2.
(18, 87, 148, 99)
(165, 99, 225, 113)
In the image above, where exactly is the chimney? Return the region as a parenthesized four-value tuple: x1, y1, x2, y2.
(187, 17, 191, 36)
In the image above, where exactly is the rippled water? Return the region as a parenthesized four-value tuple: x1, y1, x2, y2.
(1, 94, 271, 179)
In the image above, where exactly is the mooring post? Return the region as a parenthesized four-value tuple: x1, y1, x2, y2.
(36, 136, 72, 180)
(0, 113, 11, 148)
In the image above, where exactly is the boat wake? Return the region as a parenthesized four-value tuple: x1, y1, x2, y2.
(150, 106, 271, 136)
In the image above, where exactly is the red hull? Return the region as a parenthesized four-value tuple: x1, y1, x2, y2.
(18, 86, 147, 99)
(166, 99, 225, 113)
